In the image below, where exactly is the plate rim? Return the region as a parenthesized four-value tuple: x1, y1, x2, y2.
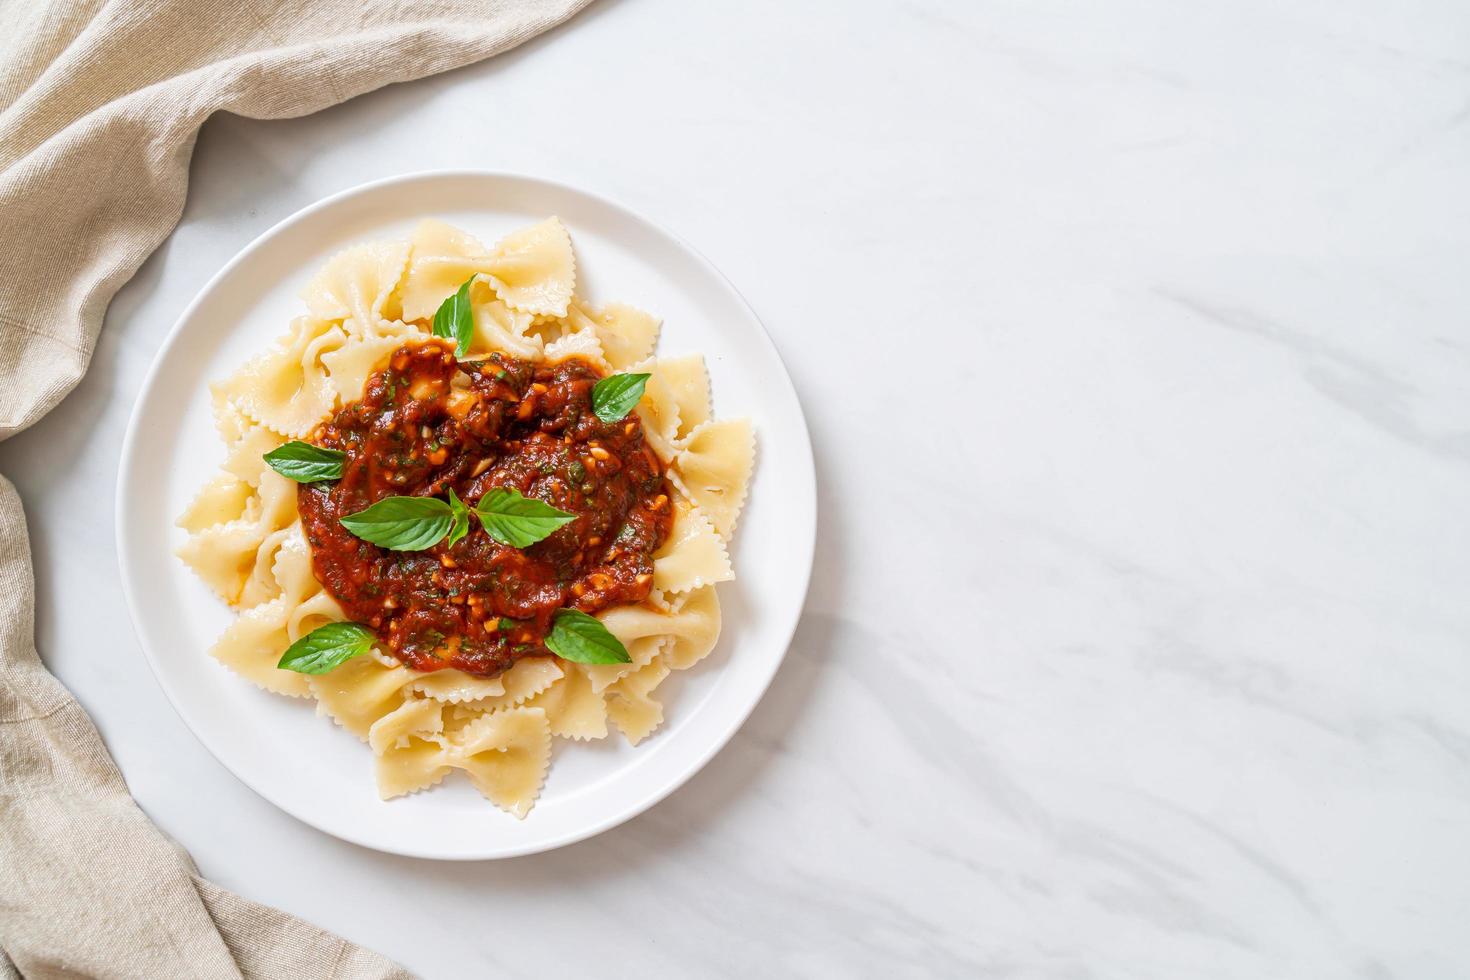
(115, 169, 817, 860)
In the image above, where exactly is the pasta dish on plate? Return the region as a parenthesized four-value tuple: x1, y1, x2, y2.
(175, 217, 753, 817)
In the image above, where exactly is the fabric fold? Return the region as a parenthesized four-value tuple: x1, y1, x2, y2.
(0, 0, 592, 975)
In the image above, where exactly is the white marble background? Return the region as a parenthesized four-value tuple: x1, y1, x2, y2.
(3, 0, 1468, 976)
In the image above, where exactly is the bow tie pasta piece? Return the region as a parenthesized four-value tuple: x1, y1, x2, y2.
(583, 586, 722, 698)
(523, 663, 609, 741)
(208, 597, 312, 698)
(629, 354, 711, 460)
(560, 300, 660, 370)
(469, 286, 541, 359)
(401, 218, 574, 325)
(590, 585, 720, 675)
(399, 219, 493, 322)
(216, 318, 347, 438)
(370, 693, 448, 754)
(479, 217, 575, 318)
(177, 471, 296, 604)
(605, 658, 673, 746)
(375, 737, 454, 801)
(233, 520, 322, 610)
(238, 525, 300, 608)
(543, 325, 609, 370)
(269, 524, 338, 611)
(657, 356, 713, 440)
(656, 585, 722, 671)
(583, 636, 667, 694)
(253, 469, 299, 526)
(210, 385, 252, 444)
(308, 655, 415, 740)
(652, 500, 733, 594)
(301, 240, 410, 327)
(175, 473, 254, 535)
(449, 707, 553, 818)
(177, 520, 270, 604)
(371, 698, 454, 800)
(668, 418, 754, 540)
(590, 587, 723, 678)
(221, 424, 287, 487)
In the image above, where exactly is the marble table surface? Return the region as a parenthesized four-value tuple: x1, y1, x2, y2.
(3, 1, 1468, 976)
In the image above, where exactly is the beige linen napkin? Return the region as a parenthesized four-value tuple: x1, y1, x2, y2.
(0, 1, 591, 976)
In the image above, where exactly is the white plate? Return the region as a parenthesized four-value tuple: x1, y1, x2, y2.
(117, 172, 815, 860)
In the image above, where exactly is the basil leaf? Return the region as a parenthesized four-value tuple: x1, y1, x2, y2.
(445, 488, 470, 547)
(262, 441, 345, 483)
(431, 276, 476, 357)
(340, 495, 455, 550)
(544, 609, 631, 664)
(277, 621, 376, 674)
(473, 488, 576, 548)
(590, 372, 650, 423)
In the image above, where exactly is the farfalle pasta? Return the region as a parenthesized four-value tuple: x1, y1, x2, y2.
(177, 218, 752, 818)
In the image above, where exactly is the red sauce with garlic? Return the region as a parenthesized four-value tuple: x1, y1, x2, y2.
(298, 339, 673, 677)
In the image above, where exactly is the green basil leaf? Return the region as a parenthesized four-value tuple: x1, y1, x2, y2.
(277, 621, 376, 674)
(445, 488, 470, 547)
(473, 487, 576, 548)
(590, 372, 651, 423)
(544, 608, 631, 664)
(262, 441, 346, 483)
(340, 495, 455, 550)
(431, 276, 476, 357)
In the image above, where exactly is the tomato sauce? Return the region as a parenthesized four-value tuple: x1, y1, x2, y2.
(298, 339, 673, 677)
